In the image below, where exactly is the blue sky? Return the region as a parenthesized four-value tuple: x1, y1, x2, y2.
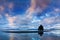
(0, 0, 60, 33)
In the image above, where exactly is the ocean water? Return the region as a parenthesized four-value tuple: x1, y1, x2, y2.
(0, 31, 60, 40)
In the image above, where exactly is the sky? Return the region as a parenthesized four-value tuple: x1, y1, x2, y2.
(0, 0, 60, 32)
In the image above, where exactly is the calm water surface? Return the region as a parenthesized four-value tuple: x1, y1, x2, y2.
(0, 31, 60, 40)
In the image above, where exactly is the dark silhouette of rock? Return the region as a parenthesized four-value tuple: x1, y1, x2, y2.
(38, 25, 44, 36)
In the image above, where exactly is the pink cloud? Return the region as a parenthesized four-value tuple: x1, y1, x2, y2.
(8, 2, 14, 10)
(0, 5, 4, 12)
(26, 0, 51, 19)
(5, 14, 16, 28)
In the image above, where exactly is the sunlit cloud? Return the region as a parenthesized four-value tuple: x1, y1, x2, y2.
(5, 14, 16, 28)
(26, 0, 36, 18)
(25, 0, 51, 19)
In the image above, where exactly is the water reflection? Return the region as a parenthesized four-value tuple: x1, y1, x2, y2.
(9, 33, 60, 40)
(9, 33, 40, 40)
(10, 33, 14, 40)
(0, 31, 60, 40)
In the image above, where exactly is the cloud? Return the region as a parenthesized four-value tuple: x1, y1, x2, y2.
(0, 5, 5, 12)
(25, 0, 51, 18)
(0, 0, 60, 30)
(40, 9, 60, 28)
(41, 16, 60, 26)
(1, 8, 60, 29)
(8, 2, 14, 10)
(30, 8, 60, 29)
(5, 14, 16, 28)
(54, 8, 60, 12)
